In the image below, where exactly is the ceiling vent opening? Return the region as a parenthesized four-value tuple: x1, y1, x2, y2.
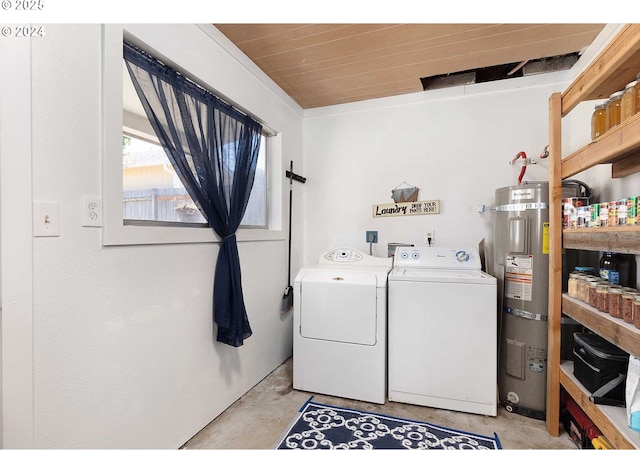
(420, 52, 580, 91)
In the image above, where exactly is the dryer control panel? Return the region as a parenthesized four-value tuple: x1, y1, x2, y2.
(393, 246, 481, 270)
(323, 248, 364, 263)
(320, 247, 392, 268)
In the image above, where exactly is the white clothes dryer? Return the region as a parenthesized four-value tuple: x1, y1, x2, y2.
(388, 246, 497, 416)
(293, 248, 392, 404)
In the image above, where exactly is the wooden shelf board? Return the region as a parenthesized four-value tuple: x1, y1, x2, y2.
(561, 114, 640, 179)
(562, 294, 640, 358)
(560, 361, 640, 449)
(562, 227, 640, 254)
(612, 151, 640, 178)
(562, 24, 640, 115)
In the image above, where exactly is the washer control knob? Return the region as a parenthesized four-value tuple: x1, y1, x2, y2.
(400, 251, 409, 260)
(456, 251, 470, 262)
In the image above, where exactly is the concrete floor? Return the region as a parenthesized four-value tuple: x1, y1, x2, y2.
(182, 358, 576, 449)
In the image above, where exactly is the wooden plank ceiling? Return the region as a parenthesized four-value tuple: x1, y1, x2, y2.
(214, 24, 606, 109)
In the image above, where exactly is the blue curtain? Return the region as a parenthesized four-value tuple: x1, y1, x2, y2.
(123, 42, 262, 347)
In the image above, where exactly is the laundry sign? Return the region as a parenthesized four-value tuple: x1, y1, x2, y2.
(372, 200, 440, 218)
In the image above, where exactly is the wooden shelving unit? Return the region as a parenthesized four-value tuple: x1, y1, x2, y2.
(546, 24, 640, 448)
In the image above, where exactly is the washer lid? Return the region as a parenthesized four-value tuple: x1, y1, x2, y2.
(389, 268, 495, 284)
(295, 266, 390, 287)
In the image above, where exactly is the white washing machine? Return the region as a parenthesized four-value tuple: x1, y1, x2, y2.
(388, 246, 497, 416)
(293, 248, 392, 404)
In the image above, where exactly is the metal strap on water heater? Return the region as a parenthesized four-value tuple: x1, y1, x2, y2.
(492, 202, 548, 212)
(503, 305, 548, 322)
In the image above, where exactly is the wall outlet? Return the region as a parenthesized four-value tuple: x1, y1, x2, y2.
(82, 195, 102, 227)
(366, 230, 378, 243)
(426, 230, 435, 245)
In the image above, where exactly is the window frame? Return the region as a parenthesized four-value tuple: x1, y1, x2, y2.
(102, 25, 284, 246)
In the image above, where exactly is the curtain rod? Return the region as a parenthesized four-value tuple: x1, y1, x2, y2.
(123, 39, 278, 138)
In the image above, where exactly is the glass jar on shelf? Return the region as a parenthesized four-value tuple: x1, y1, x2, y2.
(634, 296, 640, 329)
(596, 283, 610, 312)
(621, 81, 637, 122)
(623, 289, 638, 323)
(591, 101, 608, 139)
(580, 274, 597, 302)
(568, 272, 580, 298)
(606, 90, 624, 131)
(608, 287, 624, 318)
(635, 72, 640, 115)
(585, 280, 606, 308)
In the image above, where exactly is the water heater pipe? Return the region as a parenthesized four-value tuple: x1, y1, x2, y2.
(510, 151, 528, 185)
(539, 145, 549, 159)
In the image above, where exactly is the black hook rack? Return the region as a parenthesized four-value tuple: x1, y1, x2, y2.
(286, 168, 306, 184)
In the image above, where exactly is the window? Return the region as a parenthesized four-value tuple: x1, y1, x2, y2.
(122, 58, 268, 228)
(102, 25, 284, 246)
(122, 132, 268, 227)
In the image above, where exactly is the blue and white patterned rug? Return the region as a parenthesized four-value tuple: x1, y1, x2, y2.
(275, 399, 501, 449)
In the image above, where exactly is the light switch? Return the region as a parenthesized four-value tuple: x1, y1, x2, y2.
(33, 201, 60, 237)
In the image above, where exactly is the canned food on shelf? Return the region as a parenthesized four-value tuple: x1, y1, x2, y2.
(607, 201, 619, 227)
(628, 197, 638, 225)
(563, 197, 588, 229)
(617, 198, 628, 226)
(577, 206, 589, 228)
(590, 203, 600, 228)
(599, 202, 609, 227)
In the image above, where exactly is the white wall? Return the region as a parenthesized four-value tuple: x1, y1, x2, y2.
(22, 24, 303, 448)
(302, 73, 571, 268)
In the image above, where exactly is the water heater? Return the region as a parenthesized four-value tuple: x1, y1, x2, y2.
(494, 180, 591, 420)
(494, 181, 550, 419)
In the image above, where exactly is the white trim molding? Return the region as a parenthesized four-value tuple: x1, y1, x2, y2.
(0, 36, 35, 448)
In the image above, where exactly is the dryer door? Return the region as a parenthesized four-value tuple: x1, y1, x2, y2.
(299, 270, 378, 345)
